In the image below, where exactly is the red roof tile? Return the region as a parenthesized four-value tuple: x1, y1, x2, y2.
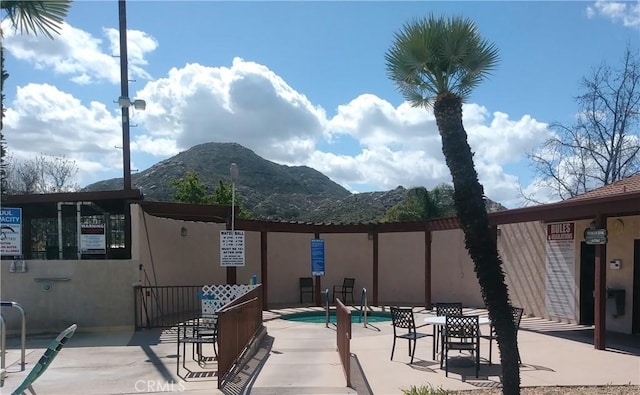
(568, 173, 640, 200)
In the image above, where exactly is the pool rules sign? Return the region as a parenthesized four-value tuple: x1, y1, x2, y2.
(220, 230, 245, 267)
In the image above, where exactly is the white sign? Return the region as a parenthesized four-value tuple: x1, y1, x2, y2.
(80, 223, 106, 254)
(1, 208, 22, 256)
(545, 222, 576, 320)
(220, 230, 245, 267)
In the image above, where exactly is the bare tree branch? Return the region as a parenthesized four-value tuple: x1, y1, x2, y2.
(523, 46, 640, 202)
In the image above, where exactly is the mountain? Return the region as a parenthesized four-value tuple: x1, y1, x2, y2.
(83, 142, 351, 221)
(82, 142, 506, 222)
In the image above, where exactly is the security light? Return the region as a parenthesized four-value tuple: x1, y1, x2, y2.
(118, 96, 146, 110)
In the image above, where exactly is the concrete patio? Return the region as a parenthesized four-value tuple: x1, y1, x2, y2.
(1, 307, 639, 394)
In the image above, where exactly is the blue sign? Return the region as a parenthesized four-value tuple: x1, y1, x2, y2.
(1, 208, 22, 256)
(311, 239, 325, 276)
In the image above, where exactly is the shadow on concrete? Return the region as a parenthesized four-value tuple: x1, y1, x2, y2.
(221, 334, 274, 395)
(520, 320, 640, 356)
(350, 353, 374, 395)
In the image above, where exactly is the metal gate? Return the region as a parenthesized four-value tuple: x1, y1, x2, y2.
(133, 285, 202, 329)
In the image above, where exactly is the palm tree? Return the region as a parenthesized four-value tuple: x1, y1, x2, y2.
(382, 186, 449, 222)
(0, 0, 71, 196)
(386, 15, 520, 394)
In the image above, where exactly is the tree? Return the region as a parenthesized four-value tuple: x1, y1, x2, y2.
(170, 172, 250, 218)
(527, 47, 640, 202)
(0, 0, 72, 196)
(386, 15, 520, 394)
(5, 153, 78, 194)
(170, 172, 211, 204)
(382, 184, 455, 222)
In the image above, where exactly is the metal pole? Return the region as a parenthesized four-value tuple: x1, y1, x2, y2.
(231, 182, 235, 231)
(119, 0, 132, 190)
(230, 163, 239, 232)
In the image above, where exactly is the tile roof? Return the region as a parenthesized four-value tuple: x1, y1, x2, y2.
(568, 173, 640, 200)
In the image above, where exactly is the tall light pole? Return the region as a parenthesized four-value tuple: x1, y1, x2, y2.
(118, 0, 131, 190)
(230, 163, 239, 231)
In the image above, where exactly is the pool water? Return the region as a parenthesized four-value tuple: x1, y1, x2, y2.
(281, 310, 392, 324)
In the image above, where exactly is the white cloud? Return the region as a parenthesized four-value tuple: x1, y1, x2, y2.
(135, 58, 327, 163)
(586, 1, 640, 28)
(4, 45, 551, 207)
(2, 21, 157, 84)
(3, 83, 124, 185)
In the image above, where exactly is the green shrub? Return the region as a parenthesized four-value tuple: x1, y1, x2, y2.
(401, 384, 452, 395)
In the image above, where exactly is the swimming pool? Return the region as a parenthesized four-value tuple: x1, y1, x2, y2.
(281, 310, 392, 324)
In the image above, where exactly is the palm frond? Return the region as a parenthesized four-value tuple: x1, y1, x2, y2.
(2, 0, 72, 39)
(386, 13, 500, 104)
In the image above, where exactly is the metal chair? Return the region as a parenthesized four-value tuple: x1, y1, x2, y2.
(440, 315, 480, 378)
(299, 277, 314, 303)
(480, 306, 524, 365)
(332, 277, 355, 304)
(176, 319, 217, 377)
(432, 302, 463, 360)
(390, 306, 433, 364)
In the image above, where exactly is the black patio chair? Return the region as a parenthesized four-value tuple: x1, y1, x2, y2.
(432, 302, 463, 359)
(299, 277, 314, 303)
(176, 319, 217, 377)
(440, 314, 480, 378)
(390, 306, 433, 364)
(332, 277, 355, 304)
(480, 306, 524, 365)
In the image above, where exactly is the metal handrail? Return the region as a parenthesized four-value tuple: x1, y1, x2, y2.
(1, 313, 5, 377)
(359, 288, 368, 327)
(0, 301, 26, 371)
(324, 289, 330, 328)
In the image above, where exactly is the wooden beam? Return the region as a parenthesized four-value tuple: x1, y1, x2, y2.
(314, 232, 322, 307)
(372, 231, 379, 307)
(261, 231, 268, 310)
(594, 214, 607, 350)
(425, 230, 432, 309)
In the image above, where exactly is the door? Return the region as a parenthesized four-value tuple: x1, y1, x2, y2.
(633, 240, 640, 334)
(580, 242, 596, 325)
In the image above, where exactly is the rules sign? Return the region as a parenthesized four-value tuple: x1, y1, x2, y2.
(220, 230, 245, 267)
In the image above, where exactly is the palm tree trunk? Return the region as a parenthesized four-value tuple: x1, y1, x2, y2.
(434, 92, 520, 395)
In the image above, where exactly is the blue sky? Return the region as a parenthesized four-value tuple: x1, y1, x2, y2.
(2, 0, 639, 208)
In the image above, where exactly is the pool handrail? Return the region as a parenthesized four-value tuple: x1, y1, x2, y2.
(324, 289, 330, 328)
(359, 288, 368, 327)
(0, 301, 26, 372)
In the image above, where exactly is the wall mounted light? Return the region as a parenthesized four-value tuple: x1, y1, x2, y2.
(180, 227, 188, 237)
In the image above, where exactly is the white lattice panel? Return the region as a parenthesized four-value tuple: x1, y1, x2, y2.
(200, 284, 259, 315)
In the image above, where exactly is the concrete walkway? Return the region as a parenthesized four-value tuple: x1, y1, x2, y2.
(0, 307, 638, 394)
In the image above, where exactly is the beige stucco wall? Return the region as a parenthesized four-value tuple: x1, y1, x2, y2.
(498, 221, 547, 319)
(321, 233, 373, 304)
(378, 232, 425, 305)
(430, 229, 484, 308)
(0, 260, 138, 334)
(573, 216, 639, 333)
(133, 206, 228, 286)
(266, 232, 315, 305)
